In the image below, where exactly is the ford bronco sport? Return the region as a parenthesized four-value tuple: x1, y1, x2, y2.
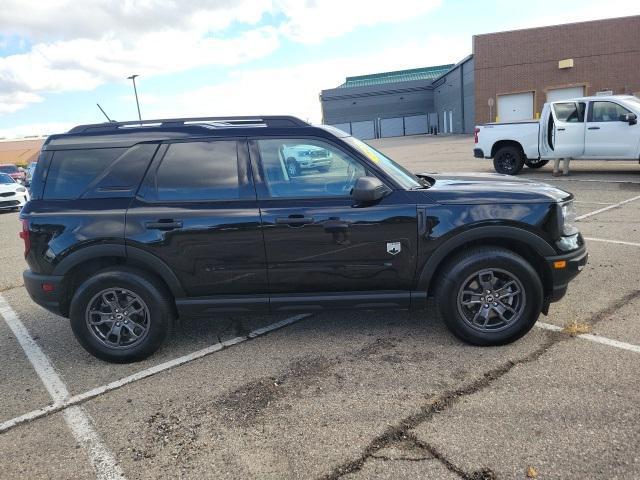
(21, 116, 587, 362)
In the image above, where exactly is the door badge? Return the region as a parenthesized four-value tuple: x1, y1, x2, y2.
(387, 242, 401, 255)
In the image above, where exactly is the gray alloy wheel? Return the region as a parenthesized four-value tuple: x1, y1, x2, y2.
(286, 158, 300, 176)
(85, 288, 151, 349)
(456, 268, 526, 333)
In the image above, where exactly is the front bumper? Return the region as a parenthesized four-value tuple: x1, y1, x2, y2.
(23, 270, 65, 316)
(544, 245, 588, 303)
(300, 159, 332, 169)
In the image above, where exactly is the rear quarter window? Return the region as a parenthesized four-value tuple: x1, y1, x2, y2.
(43, 145, 157, 200)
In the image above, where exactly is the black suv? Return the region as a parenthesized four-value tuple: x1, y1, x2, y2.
(21, 116, 587, 362)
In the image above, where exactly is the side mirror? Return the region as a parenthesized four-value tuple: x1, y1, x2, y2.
(352, 176, 392, 203)
(621, 113, 637, 125)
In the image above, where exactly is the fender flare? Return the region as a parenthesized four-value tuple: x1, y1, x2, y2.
(416, 225, 555, 292)
(52, 244, 185, 297)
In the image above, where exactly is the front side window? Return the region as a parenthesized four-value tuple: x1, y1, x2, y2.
(553, 102, 585, 123)
(256, 138, 367, 198)
(155, 141, 240, 201)
(591, 101, 631, 122)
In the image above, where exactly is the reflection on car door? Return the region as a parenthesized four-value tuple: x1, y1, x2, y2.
(249, 137, 418, 310)
(125, 139, 268, 311)
(584, 101, 638, 158)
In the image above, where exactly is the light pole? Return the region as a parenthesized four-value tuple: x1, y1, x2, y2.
(127, 74, 142, 122)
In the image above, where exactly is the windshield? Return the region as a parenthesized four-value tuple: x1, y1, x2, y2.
(343, 136, 422, 190)
(625, 96, 640, 108)
(0, 165, 18, 173)
(0, 173, 14, 184)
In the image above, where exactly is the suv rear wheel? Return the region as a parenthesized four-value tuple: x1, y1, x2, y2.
(286, 157, 300, 176)
(436, 247, 543, 346)
(69, 266, 173, 363)
(493, 145, 524, 175)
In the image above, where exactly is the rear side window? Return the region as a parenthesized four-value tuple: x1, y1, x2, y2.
(43, 145, 157, 200)
(154, 141, 241, 201)
(44, 148, 127, 200)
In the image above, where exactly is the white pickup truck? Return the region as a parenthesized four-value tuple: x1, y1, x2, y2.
(474, 95, 640, 174)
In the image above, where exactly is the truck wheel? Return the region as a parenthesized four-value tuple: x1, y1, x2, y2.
(436, 247, 543, 346)
(525, 160, 549, 169)
(493, 146, 524, 175)
(69, 266, 173, 363)
(286, 158, 300, 176)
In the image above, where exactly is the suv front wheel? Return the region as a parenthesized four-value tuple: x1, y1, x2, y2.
(436, 247, 543, 346)
(69, 267, 173, 363)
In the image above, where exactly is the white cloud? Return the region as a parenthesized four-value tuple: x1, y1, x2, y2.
(144, 33, 469, 124)
(0, 0, 448, 117)
(0, 121, 72, 139)
(275, 0, 441, 44)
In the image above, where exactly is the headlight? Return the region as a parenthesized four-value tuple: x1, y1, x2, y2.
(559, 201, 579, 236)
(16, 187, 26, 192)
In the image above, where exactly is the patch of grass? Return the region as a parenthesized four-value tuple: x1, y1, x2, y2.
(562, 320, 592, 336)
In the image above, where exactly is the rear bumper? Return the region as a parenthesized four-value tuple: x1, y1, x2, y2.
(473, 148, 485, 158)
(545, 246, 588, 302)
(23, 270, 65, 316)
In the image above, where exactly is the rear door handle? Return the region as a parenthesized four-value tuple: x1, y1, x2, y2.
(145, 219, 183, 230)
(275, 216, 314, 226)
(588, 126, 600, 130)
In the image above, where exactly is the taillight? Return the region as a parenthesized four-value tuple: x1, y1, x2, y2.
(474, 127, 480, 144)
(19, 219, 30, 256)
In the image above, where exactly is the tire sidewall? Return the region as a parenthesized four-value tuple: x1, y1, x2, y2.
(69, 268, 170, 363)
(438, 252, 543, 345)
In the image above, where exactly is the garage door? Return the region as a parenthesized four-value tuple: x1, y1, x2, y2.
(350, 121, 375, 140)
(497, 92, 534, 122)
(546, 86, 585, 103)
(330, 123, 351, 135)
(404, 115, 428, 135)
(380, 117, 403, 137)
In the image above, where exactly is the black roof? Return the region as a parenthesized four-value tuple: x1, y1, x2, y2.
(44, 116, 329, 150)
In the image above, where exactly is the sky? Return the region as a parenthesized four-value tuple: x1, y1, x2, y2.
(0, 0, 639, 138)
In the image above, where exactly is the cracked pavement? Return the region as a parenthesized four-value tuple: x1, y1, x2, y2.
(1, 135, 640, 479)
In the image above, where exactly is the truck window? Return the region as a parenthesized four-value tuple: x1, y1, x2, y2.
(553, 102, 585, 123)
(590, 101, 631, 122)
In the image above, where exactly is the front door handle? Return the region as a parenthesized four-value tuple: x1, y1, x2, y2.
(557, 127, 566, 131)
(275, 216, 314, 226)
(588, 126, 600, 130)
(145, 219, 183, 230)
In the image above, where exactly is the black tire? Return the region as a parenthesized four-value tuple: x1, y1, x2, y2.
(69, 266, 173, 363)
(286, 158, 300, 176)
(525, 159, 549, 169)
(435, 247, 543, 346)
(493, 146, 524, 175)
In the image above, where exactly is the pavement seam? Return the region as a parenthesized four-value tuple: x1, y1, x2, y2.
(320, 290, 640, 480)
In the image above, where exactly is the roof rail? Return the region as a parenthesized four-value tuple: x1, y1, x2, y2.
(67, 115, 309, 134)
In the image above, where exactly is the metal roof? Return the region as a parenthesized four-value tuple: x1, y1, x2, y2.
(337, 64, 455, 89)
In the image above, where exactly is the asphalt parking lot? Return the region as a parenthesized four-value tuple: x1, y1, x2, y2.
(1, 134, 639, 480)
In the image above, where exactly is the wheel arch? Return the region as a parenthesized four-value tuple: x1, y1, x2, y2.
(491, 140, 526, 159)
(418, 226, 555, 298)
(53, 244, 185, 316)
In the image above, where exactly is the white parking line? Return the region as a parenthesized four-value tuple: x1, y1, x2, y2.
(576, 194, 640, 221)
(0, 295, 126, 480)
(536, 322, 640, 354)
(0, 312, 311, 434)
(542, 178, 640, 185)
(584, 237, 640, 248)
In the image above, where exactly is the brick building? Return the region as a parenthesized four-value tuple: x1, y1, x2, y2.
(474, 15, 640, 124)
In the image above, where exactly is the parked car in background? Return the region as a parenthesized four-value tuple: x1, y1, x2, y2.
(0, 164, 27, 184)
(282, 144, 333, 176)
(474, 95, 640, 174)
(26, 161, 38, 186)
(21, 116, 586, 362)
(0, 173, 30, 211)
